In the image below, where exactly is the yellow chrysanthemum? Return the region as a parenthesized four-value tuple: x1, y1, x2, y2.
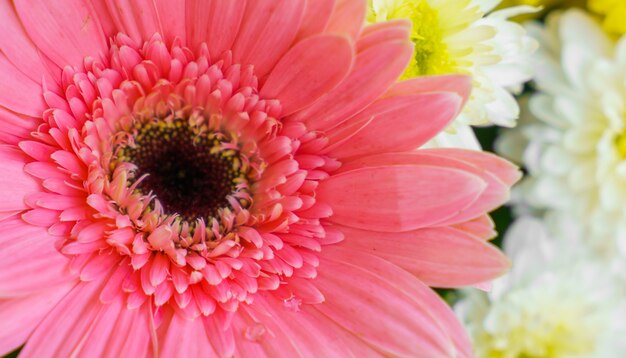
(369, 0, 537, 127)
(588, 0, 626, 35)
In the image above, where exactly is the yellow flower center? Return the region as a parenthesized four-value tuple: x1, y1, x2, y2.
(588, 0, 626, 35)
(368, 0, 456, 78)
(615, 131, 626, 158)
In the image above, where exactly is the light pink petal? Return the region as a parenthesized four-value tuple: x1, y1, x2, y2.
(0, 283, 73, 356)
(325, 0, 366, 40)
(0, 55, 46, 117)
(160, 312, 219, 357)
(0, 145, 40, 213)
(452, 214, 497, 241)
(314, 246, 465, 357)
(327, 92, 462, 159)
(14, 0, 108, 68)
(295, 0, 336, 40)
(292, 30, 413, 131)
(233, 0, 306, 77)
(261, 34, 354, 116)
(384, 74, 473, 107)
(337, 224, 510, 287)
(317, 164, 486, 232)
(0, 2, 56, 85)
(421, 148, 522, 187)
(0, 218, 73, 297)
(186, 0, 247, 57)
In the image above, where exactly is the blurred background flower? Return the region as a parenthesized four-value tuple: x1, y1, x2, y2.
(457, 216, 626, 357)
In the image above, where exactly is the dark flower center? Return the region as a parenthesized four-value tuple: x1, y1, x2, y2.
(119, 119, 247, 222)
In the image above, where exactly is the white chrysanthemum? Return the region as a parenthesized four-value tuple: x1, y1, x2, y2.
(457, 216, 626, 358)
(368, 0, 538, 128)
(498, 9, 626, 255)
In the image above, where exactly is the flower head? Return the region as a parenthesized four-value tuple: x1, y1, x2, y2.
(498, 9, 626, 256)
(0, 0, 519, 356)
(368, 0, 538, 127)
(457, 216, 626, 358)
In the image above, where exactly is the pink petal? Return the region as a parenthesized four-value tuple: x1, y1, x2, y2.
(186, 0, 247, 57)
(295, 0, 335, 40)
(24, 281, 153, 357)
(337, 225, 510, 287)
(160, 312, 219, 357)
(314, 246, 462, 357)
(357, 19, 411, 52)
(407, 150, 517, 225)
(452, 214, 497, 241)
(323, 245, 473, 357)
(0, 2, 56, 85)
(421, 148, 522, 187)
(155, 1, 186, 45)
(0, 55, 46, 117)
(0, 109, 38, 145)
(0, 283, 73, 355)
(233, 0, 306, 77)
(0, 145, 39, 213)
(384, 74, 473, 107)
(203, 317, 236, 357)
(292, 30, 413, 131)
(20, 280, 103, 356)
(317, 164, 486, 232)
(337, 151, 514, 226)
(325, 0, 366, 40)
(261, 34, 354, 116)
(0, 217, 73, 297)
(100, 0, 163, 44)
(327, 92, 462, 159)
(14, 0, 108, 68)
(236, 293, 373, 357)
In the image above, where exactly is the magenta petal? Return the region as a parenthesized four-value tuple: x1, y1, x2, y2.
(337, 225, 510, 287)
(318, 164, 486, 232)
(261, 34, 354, 116)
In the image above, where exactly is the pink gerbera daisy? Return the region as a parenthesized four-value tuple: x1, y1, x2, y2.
(0, 0, 519, 356)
